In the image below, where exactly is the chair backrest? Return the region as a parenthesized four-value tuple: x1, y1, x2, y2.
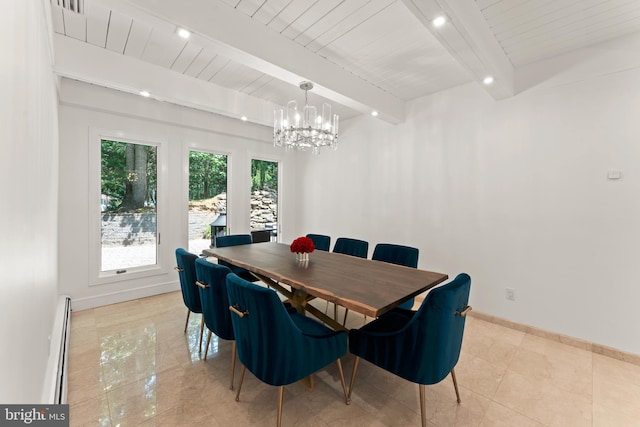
(400, 273, 471, 384)
(194, 258, 234, 341)
(175, 248, 202, 313)
(226, 273, 307, 385)
(306, 234, 331, 251)
(216, 234, 253, 248)
(215, 234, 253, 269)
(333, 237, 369, 258)
(226, 273, 343, 386)
(372, 243, 419, 268)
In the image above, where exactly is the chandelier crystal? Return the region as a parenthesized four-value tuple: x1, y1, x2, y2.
(273, 82, 339, 155)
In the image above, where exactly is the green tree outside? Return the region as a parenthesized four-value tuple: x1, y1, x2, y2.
(251, 159, 278, 192)
(189, 152, 227, 200)
(101, 140, 156, 212)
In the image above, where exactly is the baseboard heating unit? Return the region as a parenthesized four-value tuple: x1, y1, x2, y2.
(43, 295, 72, 404)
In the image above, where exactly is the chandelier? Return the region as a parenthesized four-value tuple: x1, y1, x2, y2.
(273, 82, 339, 155)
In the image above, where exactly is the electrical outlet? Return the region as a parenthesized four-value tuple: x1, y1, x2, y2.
(506, 288, 515, 301)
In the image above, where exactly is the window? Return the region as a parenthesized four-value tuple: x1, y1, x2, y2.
(188, 150, 228, 254)
(250, 159, 278, 242)
(89, 130, 166, 284)
(100, 139, 158, 271)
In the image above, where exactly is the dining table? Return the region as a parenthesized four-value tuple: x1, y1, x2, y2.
(203, 242, 448, 331)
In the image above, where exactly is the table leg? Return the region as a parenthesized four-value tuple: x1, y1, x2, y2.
(250, 272, 347, 331)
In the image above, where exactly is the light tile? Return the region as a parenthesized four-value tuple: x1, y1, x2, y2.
(493, 370, 592, 427)
(454, 352, 506, 399)
(461, 317, 524, 370)
(67, 290, 640, 426)
(479, 402, 544, 427)
(508, 334, 592, 396)
(67, 364, 104, 406)
(593, 402, 640, 427)
(593, 353, 640, 421)
(71, 308, 96, 330)
(68, 393, 111, 427)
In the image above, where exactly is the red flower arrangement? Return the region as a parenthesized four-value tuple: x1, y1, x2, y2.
(290, 236, 315, 254)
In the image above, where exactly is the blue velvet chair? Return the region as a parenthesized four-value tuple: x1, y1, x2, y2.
(174, 248, 204, 354)
(331, 237, 369, 324)
(216, 234, 253, 248)
(333, 237, 369, 258)
(372, 243, 420, 310)
(306, 233, 331, 251)
(348, 273, 472, 427)
(194, 258, 237, 389)
(226, 273, 349, 427)
(215, 234, 258, 282)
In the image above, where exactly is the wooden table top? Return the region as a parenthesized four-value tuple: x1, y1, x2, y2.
(204, 242, 448, 318)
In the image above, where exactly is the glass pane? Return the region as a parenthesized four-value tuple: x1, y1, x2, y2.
(188, 151, 228, 254)
(101, 140, 157, 272)
(250, 159, 278, 242)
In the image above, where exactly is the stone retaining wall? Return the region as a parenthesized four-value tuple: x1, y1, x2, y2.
(102, 190, 278, 245)
(101, 213, 157, 246)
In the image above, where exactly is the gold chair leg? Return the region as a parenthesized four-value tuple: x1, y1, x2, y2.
(336, 359, 349, 405)
(347, 356, 360, 403)
(199, 316, 205, 355)
(419, 384, 427, 427)
(235, 364, 246, 402)
(451, 368, 461, 403)
(230, 341, 237, 390)
(184, 309, 191, 333)
(277, 385, 284, 427)
(204, 330, 212, 360)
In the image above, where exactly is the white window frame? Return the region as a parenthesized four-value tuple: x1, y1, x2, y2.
(88, 128, 169, 285)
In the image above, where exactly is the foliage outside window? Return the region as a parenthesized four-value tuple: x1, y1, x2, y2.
(189, 151, 227, 200)
(251, 159, 278, 192)
(100, 139, 158, 272)
(102, 140, 157, 211)
(250, 159, 278, 236)
(188, 151, 228, 254)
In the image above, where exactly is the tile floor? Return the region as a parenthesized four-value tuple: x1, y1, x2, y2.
(68, 291, 640, 426)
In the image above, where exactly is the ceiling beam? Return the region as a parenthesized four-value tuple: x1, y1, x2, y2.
(53, 33, 279, 126)
(108, 0, 405, 124)
(402, 0, 515, 99)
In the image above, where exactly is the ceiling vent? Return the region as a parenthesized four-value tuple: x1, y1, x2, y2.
(51, 0, 84, 14)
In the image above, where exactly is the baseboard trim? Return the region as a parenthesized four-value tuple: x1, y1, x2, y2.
(71, 281, 180, 311)
(468, 310, 640, 367)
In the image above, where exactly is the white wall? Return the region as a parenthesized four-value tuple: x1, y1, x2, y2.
(295, 48, 640, 355)
(0, 2, 60, 402)
(58, 79, 299, 310)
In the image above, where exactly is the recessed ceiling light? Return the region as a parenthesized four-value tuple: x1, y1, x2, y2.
(371, 111, 379, 117)
(139, 90, 150, 97)
(432, 15, 447, 27)
(240, 116, 248, 121)
(483, 76, 495, 85)
(177, 28, 191, 39)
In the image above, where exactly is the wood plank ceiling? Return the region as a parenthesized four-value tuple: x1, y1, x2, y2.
(50, 0, 640, 124)
(476, 0, 640, 67)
